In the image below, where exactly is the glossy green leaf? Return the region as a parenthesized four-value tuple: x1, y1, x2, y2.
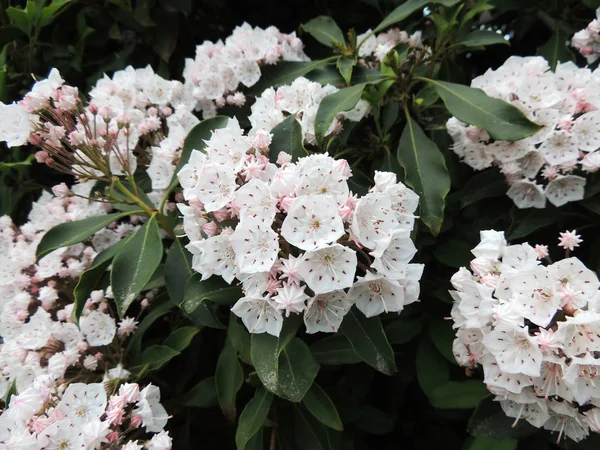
(384, 316, 422, 344)
(72, 259, 110, 323)
(293, 404, 338, 450)
(216, 341, 244, 421)
(468, 397, 538, 438)
(269, 115, 307, 163)
(228, 316, 252, 364)
(111, 215, 164, 317)
(132, 345, 180, 372)
(336, 56, 354, 85)
(458, 30, 508, 48)
(235, 387, 274, 450)
(310, 335, 361, 365)
(249, 58, 337, 95)
(167, 116, 230, 193)
(36, 211, 135, 260)
(430, 381, 490, 409)
(373, 0, 461, 33)
(340, 309, 396, 375)
(126, 293, 173, 358)
(163, 326, 199, 352)
(416, 335, 449, 399)
(182, 377, 218, 408)
(537, 27, 574, 70)
(420, 78, 542, 141)
(314, 83, 365, 143)
(397, 116, 450, 236)
(302, 384, 343, 431)
(429, 319, 459, 364)
(164, 237, 193, 304)
(302, 16, 345, 47)
(182, 273, 243, 312)
(454, 169, 507, 209)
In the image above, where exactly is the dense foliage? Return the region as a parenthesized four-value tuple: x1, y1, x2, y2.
(3, 0, 600, 449)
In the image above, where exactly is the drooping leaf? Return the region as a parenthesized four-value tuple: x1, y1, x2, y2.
(314, 83, 366, 143)
(216, 341, 244, 421)
(310, 335, 361, 365)
(182, 377, 218, 408)
(132, 345, 180, 372)
(420, 78, 542, 141)
(302, 384, 343, 431)
(163, 326, 199, 352)
(340, 309, 396, 375)
(164, 237, 193, 304)
(111, 215, 164, 317)
(268, 115, 307, 163)
(167, 116, 230, 192)
(235, 387, 274, 450)
(72, 259, 111, 323)
(228, 316, 252, 364)
(293, 404, 339, 450)
(458, 30, 509, 48)
(373, 0, 461, 33)
(302, 16, 345, 48)
(397, 116, 450, 236)
(36, 211, 135, 260)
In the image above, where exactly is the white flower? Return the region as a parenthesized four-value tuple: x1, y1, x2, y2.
(81, 420, 109, 449)
(231, 295, 283, 336)
(0, 102, 33, 147)
(573, 110, 600, 151)
(371, 230, 417, 280)
(231, 223, 279, 274)
(558, 229, 582, 252)
(188, 234, 238, 283)
(304, 290, 353, 333)
(298, 244, 357, 294)
(37, 419, 85, 450)
(272, 284, 309, 316)
(506, 180, 546, 209)
(349, 272, 404, 317)
(83, 355, 98, 371)
(57, 383, 107, 425)
(79, 310, 117, 346)
(545, 175, 586, 207)
(280, 195, 344, 251)
(350, 193, 399, 256)
(482, 325, 543, 377)
(146, 431, 173, 450)
(193, 163, 237, 212)
(117, 317, 139, 337)
(233, 178, 277, 224)
(105, 364, 131, 381)
(134, 384, 169, 433)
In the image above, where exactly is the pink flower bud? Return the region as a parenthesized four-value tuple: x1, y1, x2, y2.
(141, 298, 150, 309)
(162, 106, 173, 116)
(212, 207, 231, 222)
(175, 192, 184, 202)
(35, 151, 49, 163)
(252, 130, 272, 150)
(99, 105, 112, 121)
(130, 415, 143, 428)
(106, 431, 120, 444)
(202, 221, 220, 237)
(276, 151, 292, 166)
(148, 107, 158, 117)
(338, 205, 353, 222)
(52, 183, 71, 198)
(99, 302, 108, 312)
(279, 196, 295, 212)
(333, 159, 352, 179)
(88, 103, 99, 115)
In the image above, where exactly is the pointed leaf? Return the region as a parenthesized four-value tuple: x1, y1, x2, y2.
(277, 338, 320, 402)
(163, 326, 199, 352)
(73, 259, 111, 323)
(373, 0, 461, 33)
(302, 16, 345, 48)
(111, 215, 164, 317)
(421, 78, 542, 141)
(339, 309, 396, 375)
(458, 30, 508, 48)
(182, 273, 242, 312)
(216, 341, 244, 421)
(36, 211, 135, 260)
(336, 57, 354, 85)
(302, 384, 343, 431)
(182, 377, 218, 408)
(126, 294, 174, 358)
(468, 397, 538, 438)
(248, 59, 337, 95)
(310, 335, 361, 365)
(314, 83, 366, 143)
(164, 237, 193, 304)
(235, 387, 274, 450)
(132, 345, 180, 372)
(397, 116, 450, 236)
(269, 115, 307, 163)
(537, 28, 574, 70)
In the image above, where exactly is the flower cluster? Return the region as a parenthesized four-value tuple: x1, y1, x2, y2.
(182, 23, 309, 118)
(446, 56, 600, 208)
(177, 117, 422, 337)
(356, 28, 424, 62)
(1, 378, 171, 449)
(572, 8, 600, 64)
(249, 77, 370, 145)
(0, 66, 199, 206)
(450, 230, 600, 442)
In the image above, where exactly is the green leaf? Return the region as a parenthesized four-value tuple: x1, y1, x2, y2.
(6, 6, 31, 34)
(537, 27, 574, 70)
(167, 116, 230, 193)
(293, 404, 338, 450)
(384, 316, 422, 344)
(182, 377, 217, 408)
(454, 169, 506, 209)
(397, 116, 450, 236)
(310, 335, 361, 365)
(468, 397, 538, 438)
(228, 316, 252, 364)
(302, 16, 345, 48)
(420, 78, 542, 141)
(302, 384, 343, 431)
(235, 387, 274, 450)
(340, 309, 396, 375)
(216, 341, 244, 421)
(268, 115, 307, 164)
(182, 274, 242, 312)
(92, 236, 131, 267)
(111, 215, 164, 317)
(464, 436, 518, 450)
(126, 294, 174, 358)
(248, 59, 337, 95)
(314, 83, 366, 144)
(373, 0, 461, 33)
(433, 239, 473, 268)
(430, 381, 490, 409)
(36, 211, 135, 260)
(507, 209, 559, 240)
(164, 237, 193, 304)
(458, 30, 508, 48)
(416, 335, 449, 399)
(143, 264, 165, 290)
(72, 259, 111, 323)
(429, 319, 458, 364)
(336, 57, 354, 85)
(39, 0, 71, 27)
(133, 345, 180, 372)
(163, 326, 199, 352)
